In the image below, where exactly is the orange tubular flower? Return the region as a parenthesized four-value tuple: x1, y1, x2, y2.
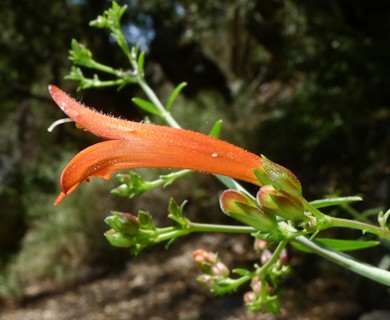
(49, 85, 264, 205)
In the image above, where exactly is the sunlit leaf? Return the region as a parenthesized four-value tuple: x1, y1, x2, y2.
(292, 237, 379, 253)
(137, 50, 145, 73)
(166, 82, 187, 110)
(209, 120, 223, 138)
(132, 97, 161, 116)
(310, 196, 363, 208)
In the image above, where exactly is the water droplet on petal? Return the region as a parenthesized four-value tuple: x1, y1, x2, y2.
(211, 153, 218, 158)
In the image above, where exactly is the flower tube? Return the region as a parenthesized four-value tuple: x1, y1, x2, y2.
(49, 85, 265, 205)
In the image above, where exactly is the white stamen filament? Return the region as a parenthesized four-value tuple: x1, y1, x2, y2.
(47, 118, 74, 132)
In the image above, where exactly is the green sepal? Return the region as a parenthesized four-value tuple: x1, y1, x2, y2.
(167, 198, 189, 228)
(104, 229, 132, 248)
(111, 171, 153, 198)
(255, 155, 302, 197)
(104, 211, 140, 235)
(69, 39, 93, 67)
(89, 1, 127, 30)
(137, 210, 153, 228)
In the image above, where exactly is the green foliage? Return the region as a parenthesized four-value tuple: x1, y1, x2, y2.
(2, 0, 390, 314)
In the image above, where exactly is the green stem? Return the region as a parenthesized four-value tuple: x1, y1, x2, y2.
(323, 216, 390, 241)
(294, 235, 390, 286)
(128, 53, 181, 128)
(304, 195, 390, 240)
(87, 60, 122, 76)
(189, 222, 255, 234)
(147, 169, 193, 189)
(81, 78, 134, 89)
(303, 196, 390, 240)
(258, 240, 288, 277)
(155, 223, 255, 243)
(137, 78, 181, 128)
(226, 273, 253, 292)
(302, 198, 326, 219)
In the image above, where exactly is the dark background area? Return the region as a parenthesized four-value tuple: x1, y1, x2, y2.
(1, 0, 390, 319)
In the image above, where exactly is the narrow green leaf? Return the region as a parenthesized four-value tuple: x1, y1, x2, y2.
(310, 196, 363, 208)
(291, 241, 313, 253)
(209, 120, 223, 138)
(293, 238, 380, 254)
(137, 51, 145, 73)
(132, 97, 162, 116)
(293, 237, 379, 253)
(233, 268, 252, 276)
(295, 235, 390, 286)
(315, 238, 379, 251)
(166, 82, 187, 110)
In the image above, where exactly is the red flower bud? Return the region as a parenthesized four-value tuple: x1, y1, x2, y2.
(219, 190, 276, 232)
(256, 185, 305, 221)
(254, 155, 302, 197)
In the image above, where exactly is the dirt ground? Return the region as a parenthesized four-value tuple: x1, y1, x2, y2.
(1, 233, 389, 320)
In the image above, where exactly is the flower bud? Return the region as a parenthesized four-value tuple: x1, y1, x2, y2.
(278, 248, 289, 266)
(105, 211, 140, 234)
(212, 262, 230, 278)
(254, 239, 269, 253)
(256, 185, 305, 221)
(193, 249, 218, 272)
(193, 249, 229, 278)
(220, 190, 276, 232)
(251, 276, 263, 295)
(196, 274, 215, 290)
(260, 248, 273, 265)
(243, 291, 256, 303)
(255, 155, 302, 197)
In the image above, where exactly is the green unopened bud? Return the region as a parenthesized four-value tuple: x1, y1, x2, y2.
(104, 229, 132, 248)
(105, 211, 140, 234)
(257, 185, 305, 221)
(111, 172, 153, 198)
(220, 190, 276, 232)
(255, 155, 302, 197)
(90, 15, 108, 28)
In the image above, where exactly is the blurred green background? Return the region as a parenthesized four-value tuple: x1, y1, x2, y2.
(1, 0, 390, 317)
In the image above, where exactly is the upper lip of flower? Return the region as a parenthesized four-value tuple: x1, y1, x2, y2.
(49, 85, 264, 205)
